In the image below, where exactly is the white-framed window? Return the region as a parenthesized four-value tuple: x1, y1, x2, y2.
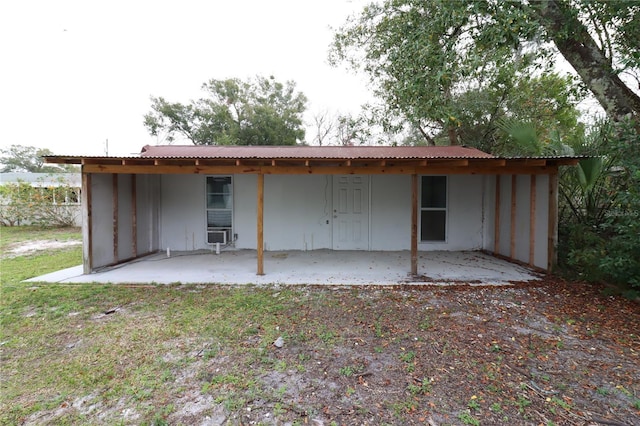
(420, 175, 447, 242)
(37, 186, 80, 205)
(206, 176, 232, 244)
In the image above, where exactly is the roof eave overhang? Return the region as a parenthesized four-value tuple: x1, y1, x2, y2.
(44, 156, 581, 175)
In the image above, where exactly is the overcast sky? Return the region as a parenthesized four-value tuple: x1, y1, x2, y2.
(0, 0, 372, 156)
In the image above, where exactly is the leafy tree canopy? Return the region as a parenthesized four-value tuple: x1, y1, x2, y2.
(144, 76, 308, 146)
(0, 145, 75, 173)
(330, 0, 640, 149)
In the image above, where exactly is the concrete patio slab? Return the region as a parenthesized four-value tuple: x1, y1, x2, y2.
(27, 250, 542, 285)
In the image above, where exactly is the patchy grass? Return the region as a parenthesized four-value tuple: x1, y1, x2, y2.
(1, 227, 639, 425)
(1, 248, 81, 282)
(1, 226, 82, 281)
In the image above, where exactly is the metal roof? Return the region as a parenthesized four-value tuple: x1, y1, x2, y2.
(43, 144, 583, 175)
(138, 145, 495, 159)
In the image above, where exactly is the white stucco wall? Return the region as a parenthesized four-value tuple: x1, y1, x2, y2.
(483, 174, 550, 270)
(90, 174, 115, 268)
(156, 173, 488, 253)
(533, 174, 550, 269)
(482, 175, 496, 253)
(135, 175, 160, 255)
(497, 175, 513, 257)
(89, 173, 161, 269)
(262, 175, 333, 251)
(158, 174, 334, 251)
(159, 174, 207, 251)
(85, 170, 556, 272)
(370, 175, 411, 250)
(514, 175, 531, 262)
(116, 174, 134, 261)
(233, 174, 257, 249)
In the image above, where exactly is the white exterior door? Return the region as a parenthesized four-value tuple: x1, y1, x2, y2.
(332, 175, 369, 250)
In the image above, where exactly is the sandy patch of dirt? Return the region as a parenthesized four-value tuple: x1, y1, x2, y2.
(4, 239, 81, 257)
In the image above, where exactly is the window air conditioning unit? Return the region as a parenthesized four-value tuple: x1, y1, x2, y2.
(208, 230, 227, 244)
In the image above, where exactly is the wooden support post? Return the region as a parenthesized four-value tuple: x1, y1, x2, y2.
(112, 174, 119, 262)
(257, 173, 265, 275)
(529, 175, 536, 266)
(131, 174, 137, 258)
(411, 174, 418, 275)
(510, 175, 517, 260)
(82, 172, 93, 274)
(547, 172, 559, 272)
(494, 175, 501, 256)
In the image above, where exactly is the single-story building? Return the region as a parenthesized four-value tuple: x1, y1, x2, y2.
(44, 145, 579, 277)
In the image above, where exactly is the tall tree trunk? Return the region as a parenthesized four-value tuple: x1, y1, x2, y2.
(443, 85, 458, 145)
(532, 0, 640, 121)
(447, 125, 458, 146)
(417, 125, 436, 146)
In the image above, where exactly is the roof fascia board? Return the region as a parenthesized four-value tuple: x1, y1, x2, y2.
(81, 163, 562, 175)
(47, 155, 580, 173)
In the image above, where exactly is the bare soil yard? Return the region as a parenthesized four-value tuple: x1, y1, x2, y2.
(4, 239, 81, 257)
(2, 278, 638, 426)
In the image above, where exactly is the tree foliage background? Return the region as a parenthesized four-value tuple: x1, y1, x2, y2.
(0, 145, 76, 173)
(330, 0, 639, 152)
(143, 76, 307, 146)
(558, 118, 640, 294)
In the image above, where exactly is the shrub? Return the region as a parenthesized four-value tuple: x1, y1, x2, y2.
(0, 176, 80, 227)
(558, 118, 640, 292)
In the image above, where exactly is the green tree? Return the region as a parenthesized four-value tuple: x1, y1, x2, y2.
(532, 0, 640, 121)
(143, 76, 308, 145)
(330, 0, 639, 147)
(0, 181, 31, 226)
(558, 119, 640, 291)
(0, 145, 75, 173)
(334, 113, 371, 146)
(452, 72, 585, 155)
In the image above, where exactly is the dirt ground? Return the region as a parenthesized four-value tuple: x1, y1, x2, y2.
(19, 278, 639, 426)
(3, 239, 81, 258)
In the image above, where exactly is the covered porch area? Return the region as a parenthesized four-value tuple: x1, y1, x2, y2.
(44, 145, 580, 280)
(28, 249, 540, 285)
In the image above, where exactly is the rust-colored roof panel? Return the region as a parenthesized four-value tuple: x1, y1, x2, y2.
(43, 145, 585, 171)
(139, 144, 495, 159)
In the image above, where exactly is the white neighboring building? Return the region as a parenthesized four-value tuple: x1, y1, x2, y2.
(0, 172, 82, 226)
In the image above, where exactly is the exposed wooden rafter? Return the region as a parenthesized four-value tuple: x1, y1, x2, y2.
(52, 155, 578, 175)
(79, 163, 570, 176)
